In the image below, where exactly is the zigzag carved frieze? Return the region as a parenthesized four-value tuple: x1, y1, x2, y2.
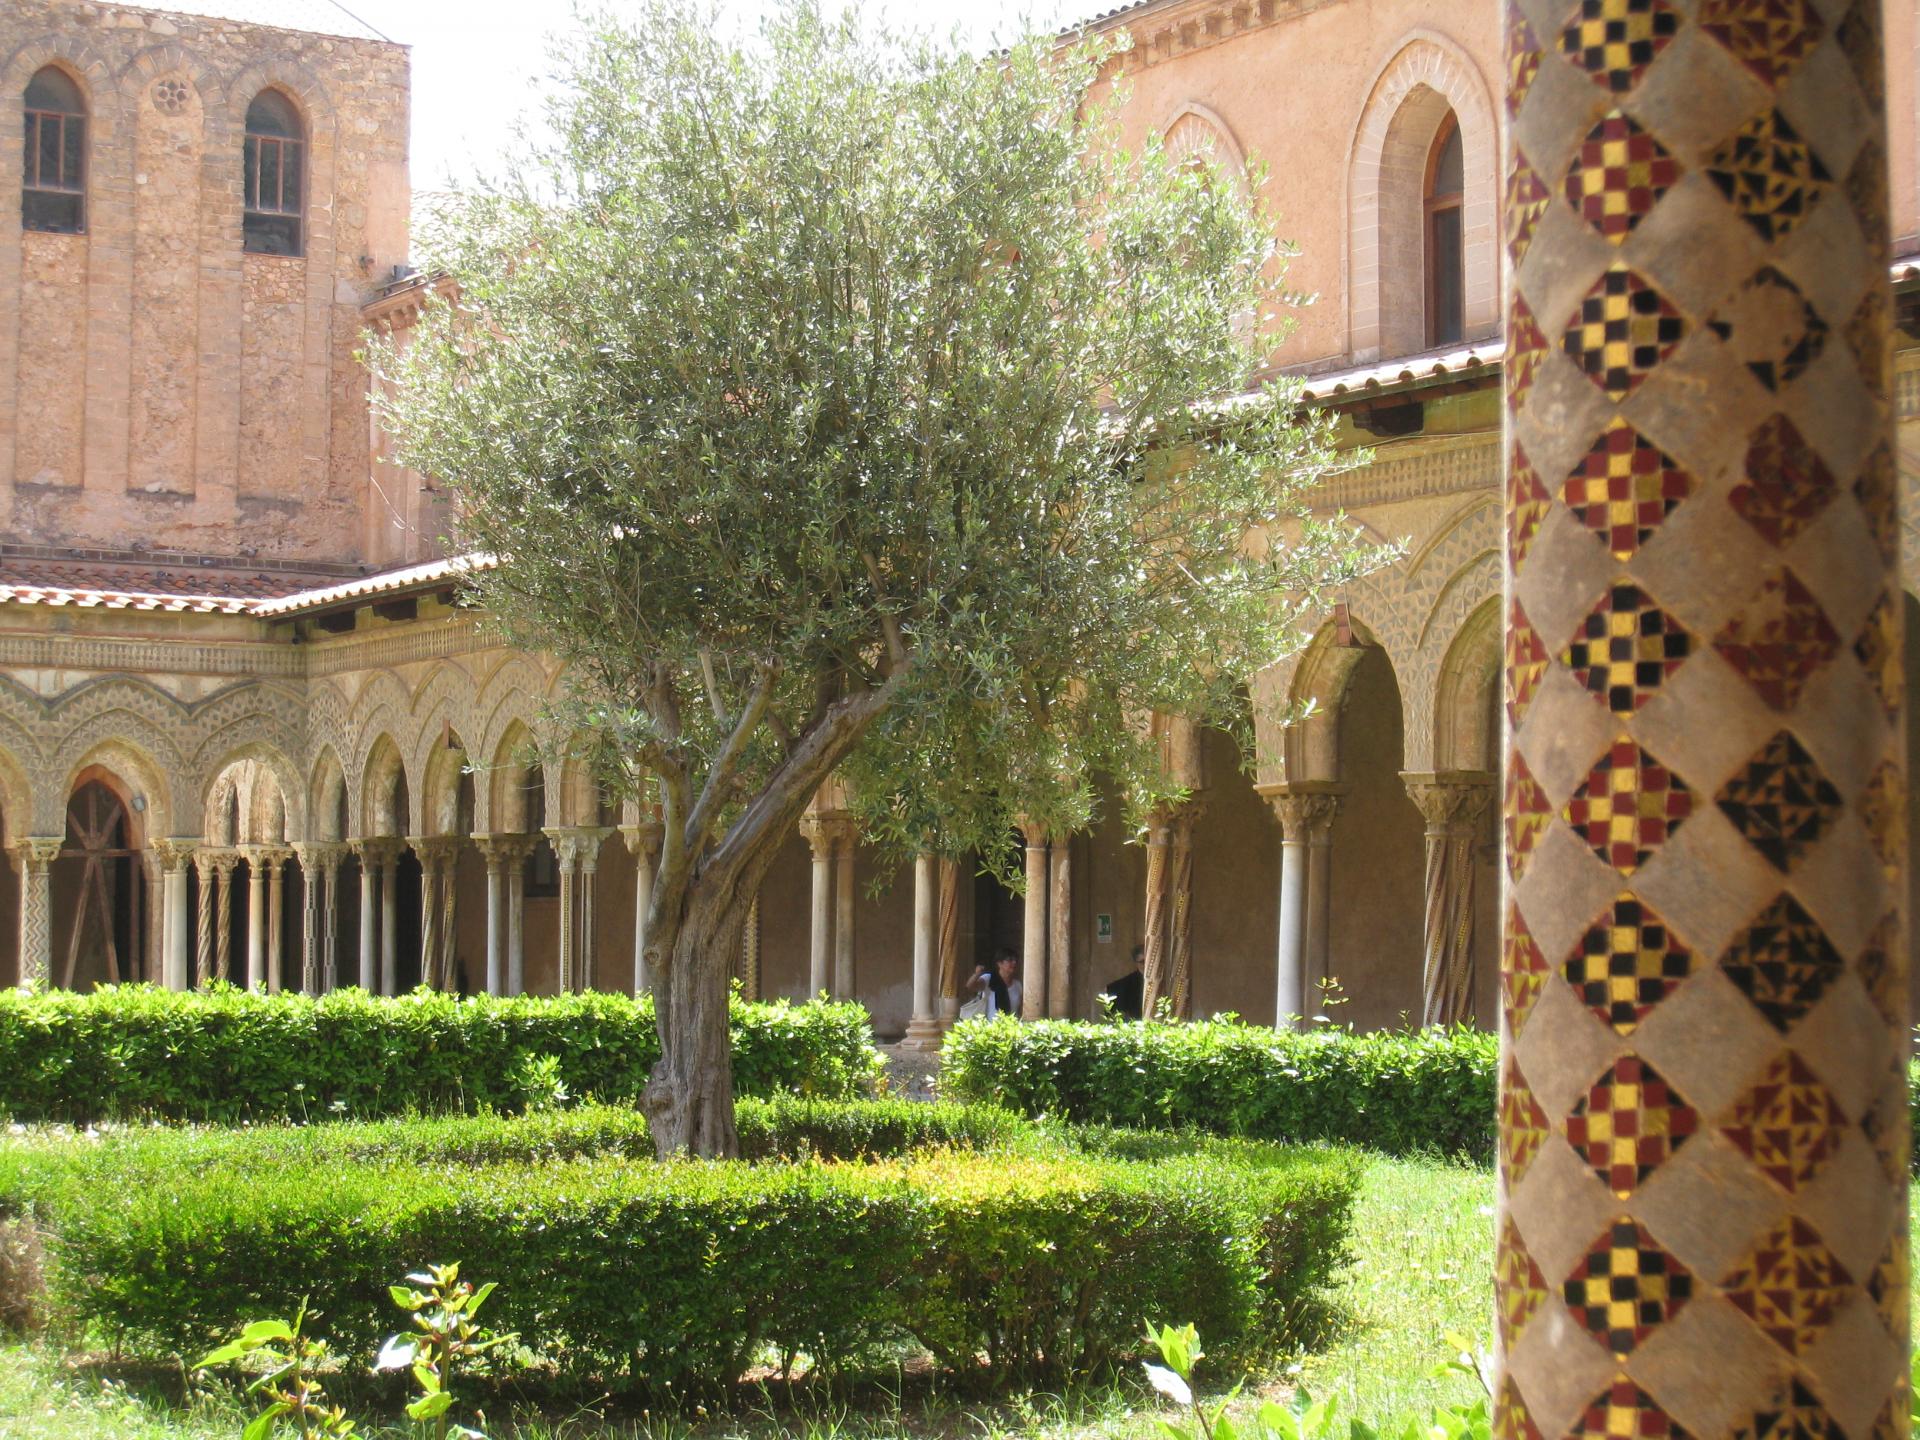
(0, 632, 305, 678)
(1310, 434, 1501, 512)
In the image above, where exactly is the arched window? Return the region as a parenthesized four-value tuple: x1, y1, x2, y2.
(22, 67, 86, 234)
(243, 89, 304, 256)
(1424, 114, 1463, 347)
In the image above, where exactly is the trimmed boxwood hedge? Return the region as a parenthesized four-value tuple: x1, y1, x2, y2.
(0, 985, 884, 1123)
(943, 1016, 1499, 1160)
(0, 1108, 1360, 1391)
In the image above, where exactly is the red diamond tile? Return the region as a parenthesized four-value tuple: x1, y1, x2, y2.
(1566, 110, 1680, 243)
(1731, 414, 1836, 547)
(1562, 419, 1693, 560)
(1720, 1050, 1846, 1194)
(1712, 569, 1840, 713)
(1564, 1217, 1694, 1356)
(1699, 0, 1824, 85)
(1566, 1055, 1699, 1196)
(1564, 740, 1693, 875)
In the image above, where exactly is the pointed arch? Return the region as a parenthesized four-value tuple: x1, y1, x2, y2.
(1432, 596, 1502, 774)
(309, 746, 349, 842)
(359, 734, 409, 838)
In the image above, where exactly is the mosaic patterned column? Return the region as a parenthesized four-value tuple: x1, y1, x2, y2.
(12, 838, 60, 986)
(1166, 804, 1200, 1021)
(1500, 7, 1906, 1440)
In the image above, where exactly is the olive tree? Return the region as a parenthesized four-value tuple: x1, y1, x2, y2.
(374, 0, 1377, 1156)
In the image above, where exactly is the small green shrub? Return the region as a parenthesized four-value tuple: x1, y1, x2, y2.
(943, 1017, 1498, 1160)
(14, 1141, 1359, 1393)
(0, 986, 884, 1124)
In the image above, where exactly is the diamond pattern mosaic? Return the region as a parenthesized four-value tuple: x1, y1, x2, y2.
(1733, 1377, 1848, 1440)
(1863, 1085, 1911, 1183)
(1855, 911, 1903, 1031)
(1562, 419, 1693, 560)
(1838, 0, 1885, 107)
(1712, 569, 1841, 714)
(1730, 413, 1836, 547)
(1719, 1050, 1846, 1194)
(1564, 893, 1695, 1033)
(1501, 1056, 1552, 1185)
(1715, 729, 1843, 873)
(1509, 151, 1551, 268)
(1566, 110, 1681, 243)
(1721, 1215, 1852, 1356)
(1508, 751, 1553, 881)
(1698, 0, 1823, 85)
(1564, 1217, 1694, 1356)
(1854, 441, 1899, 565)
(1705, 108, 1833, 243)
(1509, 295, 1549, 414)
(1565, 740, 1694, 874)
(1720, 892, 1845, 1032)
(1509, 447, 1551, 573)
(1509, 0, 1544, 117)
(1505, 905, 1552, 1036)
(1868, 1227, 1908, 1342)
(1706, 266, 1827, 393)
(1566, 1055, 1700, 1196)
(1563, 582, 1692, 715)
(1498, 1216, 1549, 1348)
(1496, 1377, 1546, 1440)
(1854, 591, 1903, 720)
(1560, 0, 1682, 92)
(1570, 1380, 1693, 1440)
(1859, 760, 1906, 885)
(1564, 264, 1688, 400)
(1509, 599, 1549, 730)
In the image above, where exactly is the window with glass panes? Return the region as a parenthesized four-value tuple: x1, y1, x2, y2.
(22, 67, 85, 234)
(1424, 115, 1463, 348)
(243, 90, 304, 256)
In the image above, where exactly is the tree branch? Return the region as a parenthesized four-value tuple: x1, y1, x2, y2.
(684, 663, 778, 851)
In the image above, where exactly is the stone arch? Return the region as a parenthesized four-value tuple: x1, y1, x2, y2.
(118, 41, 220, 107)
(198, 743, 302, 844)
(1346, 32, 1499, 360)
(56, 738, 172, 841)
(1278, 613, 1387, 784)
(486, 720, 540, 834)
(309, 746, 349, 843)
(1, 38, 117, 112)
(359, 734, 410, 839)
(1432, 594, 1502, 774)
(419, 727, 476, 837)
(0, 740, 31, 845)
(1161, 102, 1251, 194)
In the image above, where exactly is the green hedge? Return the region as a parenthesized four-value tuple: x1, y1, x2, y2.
(943, 1017, 1499, 1160)
(2, 1118, 1359, 1390)
(0, 986, 884, 1123)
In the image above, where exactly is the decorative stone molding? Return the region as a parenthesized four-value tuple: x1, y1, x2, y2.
(1401, 770, 1493, 833)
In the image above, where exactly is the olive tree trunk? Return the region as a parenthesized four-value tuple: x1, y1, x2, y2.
(642, 883, 750, 1158)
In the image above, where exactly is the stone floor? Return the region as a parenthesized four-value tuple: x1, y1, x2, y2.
(876, 1042, 941, 1100)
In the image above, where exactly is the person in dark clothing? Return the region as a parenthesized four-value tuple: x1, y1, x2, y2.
(1102, 943, 1147, 1020)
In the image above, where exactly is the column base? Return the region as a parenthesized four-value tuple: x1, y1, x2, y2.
(898, 1018, 946, 1052)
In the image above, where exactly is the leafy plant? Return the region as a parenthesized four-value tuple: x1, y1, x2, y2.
(194, 1302, 358, 1440)
(375, 1263, 512, 1439)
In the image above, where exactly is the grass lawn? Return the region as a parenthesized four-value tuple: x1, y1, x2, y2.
(0, 1153, 1489, 1439)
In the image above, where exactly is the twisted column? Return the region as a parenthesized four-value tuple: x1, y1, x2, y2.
(1165, 805, 1200, 1021)
(410, 837, 444, 991)
(738, 890, 761, 1000)
(1140, 813, 1173, 1017)
(1403, 773, 1492, 1027)
(319, 847, 343, 992)
(192, 849, 216, 987)
(211, 849, 239, 983)
(260, 847, 292, 995)
(291, 843, 344, 994)
(1499, 8, 1904, 1440)
(151, 839, 196, 992)
(936, 856, 963, 1023)
(12, 838, 61, 987)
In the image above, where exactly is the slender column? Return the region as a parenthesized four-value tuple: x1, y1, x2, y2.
(1403, 774, 1491, 1028)
(476, 836, 508, 997)
(193, 850, 216, 987)
(212, 850, 238, 982)
(142, 852, 163, 984)
(1046, 836, 1072, 1019)
(261, 847, 291, 995)
(936, 856, 963, 1024)
(350, 841, 380, 991)
(12, 838, 61, 987)
(1266, 794, 1310, 1029)
(506, 842, 528, 996)
(152, 840, 195, 992)
(242, 849, 267, 990)
(1139, 814, 1172, 1017)
(1305, 800, 1337, 1001)
(902, 851, 942, 1049)
(545, 828, 578, 993)
(577, 829, 610, 992)
(799, 815, 834, 997)
(621, 821, 662, 996)
(440, 840, 460, 991)
(378, 848, 399, 997)
(319, 850, 342, 992)
(291, 843, 342, 995)
(1165, 805, 1199, 1020)
(1018, 824, 1048, 1019)
(411, 838, 442, 992)
(832, 822, 856, 999)
(1498, 11, 1903, 1440)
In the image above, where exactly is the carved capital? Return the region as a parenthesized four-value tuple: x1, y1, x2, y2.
(13, 837, 63, 874)
(1263, 789, 1340, 838)
(543, 826, 611, 868)
(798, 814, 855, 859)
(1401, 772, 1494, 835)
(254, 845, 295, 875)
(209, 847, 245, 879)
(151, 838, 199, 873)
(291, 841, 347, 875)
(350, 837, 405, 870)
(620, 821, 665, 862)
(473, 833, 534, 871)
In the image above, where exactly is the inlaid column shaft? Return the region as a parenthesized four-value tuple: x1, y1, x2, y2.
(1140, 815, 1172, 1017)
(833, 824, 856, 999)
(12, 838, 60, 987)
(193, 851, 215, 987)
(936, 856, 963, 1024)
(262, 848, 290, 995)
(1047, 836, 1072, 1019)
(1499, 8, 1905, 1440)
(1405, 774, 1491, 1028)
(1166, 806, 1198, 1021)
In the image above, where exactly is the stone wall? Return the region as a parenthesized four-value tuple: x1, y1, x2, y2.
(0, 0, 409, 562)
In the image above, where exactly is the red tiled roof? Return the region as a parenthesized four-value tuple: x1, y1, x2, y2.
(0, 556, 345, 600)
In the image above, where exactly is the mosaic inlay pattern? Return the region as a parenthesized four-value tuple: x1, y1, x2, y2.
(1562, 420, 1693, 560)
(1509, 600, 1550, 730)
(1563, 740, 1693, 874)
(1854, 441, 1899, 564)
(1719, 892, 1845, 1032)
(1564, 893, 1696, 1033)
(1562, 582, 1692, 715)
(1705, 108, 1832, 243)
(1698, 0, 1823, 84)
(1563, 264, 1687, 400)
(1570, 1381, 1693, 1440)
(1510, 447, 1552, 573)
(1498, 1216, 1550, 1348)
(1501, 1057, 1552, 1185)
(1854, 912, 1903, 1031)
(1853, 591, 1902, 720)
(1859, 760, 1906, 884)
(1566, 111, 1680, 242)
(1732, 1378, 1848, 1440)
(1711, 569, 1841, 714)
(1721, 1215, 1852, 1356)
(1560, 0, 1682, 92)
(1565, 1055, 1700, 1196)
(1706, 267, 1827, 393)
(1730, 414, 1836, 547)
(1719, 1050, 1846, 1194)
(1508, 751, 1553, 881)
(1506, 904, 1553, 1037)
(1509, 0, 1545, 117)
(1509, 151, 1552, 267)
(1508, 295, 1549, 414)
(1564, 1218, 1694, 1356)
(1715, 729, 1843, 873)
